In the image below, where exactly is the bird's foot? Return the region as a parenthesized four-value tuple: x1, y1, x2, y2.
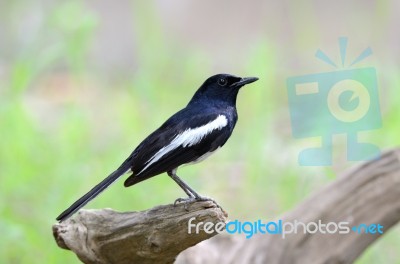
(173, 195, 224, 212)
(174, 196, 197, 210)
(194, 195, 224, 211)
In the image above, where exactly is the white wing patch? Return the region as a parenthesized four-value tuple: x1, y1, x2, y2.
(137, 115, 228, 175)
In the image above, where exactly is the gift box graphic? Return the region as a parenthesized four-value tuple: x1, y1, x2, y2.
(287, 38, 381, 166)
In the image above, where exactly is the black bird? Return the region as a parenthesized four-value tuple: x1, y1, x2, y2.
(56, 73, 258, 222)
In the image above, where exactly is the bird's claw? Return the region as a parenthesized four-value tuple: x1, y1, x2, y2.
(195, 196, 224, 211)
(174, 196, 196, 210)
(173, 195, 224, 212)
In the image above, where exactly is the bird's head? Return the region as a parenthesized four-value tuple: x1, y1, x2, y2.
(189, 74, 259, 106)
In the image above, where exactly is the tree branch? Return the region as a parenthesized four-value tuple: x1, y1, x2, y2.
(53, 201, 227, 264)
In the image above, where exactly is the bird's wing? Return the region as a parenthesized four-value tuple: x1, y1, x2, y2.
(124, 113, 232, 187)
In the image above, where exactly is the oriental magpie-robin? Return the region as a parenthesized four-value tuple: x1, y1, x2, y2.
(56, 73, 258, 221)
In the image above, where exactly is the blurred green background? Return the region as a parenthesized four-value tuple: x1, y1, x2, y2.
(0, 0, 399, 263)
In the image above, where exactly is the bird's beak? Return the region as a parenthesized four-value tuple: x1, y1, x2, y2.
(230, 77, 259, 88)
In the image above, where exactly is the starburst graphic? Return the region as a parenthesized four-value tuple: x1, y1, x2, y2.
(315, 37, 373, 68)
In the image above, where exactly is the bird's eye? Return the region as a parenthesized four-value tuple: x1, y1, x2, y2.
(218, 78, 227, 86)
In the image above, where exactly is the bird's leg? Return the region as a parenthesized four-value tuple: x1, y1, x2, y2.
(167, 171, 196, 199)
(167, 171, 197, 209)
(167, 170, 221, 210)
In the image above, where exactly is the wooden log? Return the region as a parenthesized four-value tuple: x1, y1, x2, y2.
(53, 201, 227, 264)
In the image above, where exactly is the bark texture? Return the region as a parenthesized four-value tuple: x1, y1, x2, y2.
(53, 201, 227, 264)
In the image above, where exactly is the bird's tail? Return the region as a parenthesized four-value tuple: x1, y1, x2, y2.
(56, 165, 130, 222)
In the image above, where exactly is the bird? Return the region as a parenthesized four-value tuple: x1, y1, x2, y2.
(56, 73, 258, 222)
